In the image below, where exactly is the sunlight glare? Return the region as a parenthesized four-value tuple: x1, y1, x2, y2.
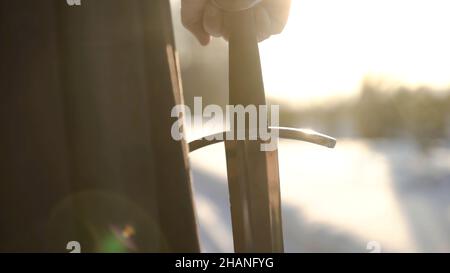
(260, 0, 450, 106)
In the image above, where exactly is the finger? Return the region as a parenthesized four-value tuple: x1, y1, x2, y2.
(203, 1, 224, 37)
(185, 21, 211, 45)
(262, 0, 291, 34)
(181, 0, 211, 45)
(254, 6, 272, 42)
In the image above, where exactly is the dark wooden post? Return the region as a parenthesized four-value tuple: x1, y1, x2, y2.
(0, 0, 199, 252)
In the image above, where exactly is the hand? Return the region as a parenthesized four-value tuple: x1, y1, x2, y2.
(181, 0, 292, 45)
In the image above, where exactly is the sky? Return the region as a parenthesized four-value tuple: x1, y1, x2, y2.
(260, 0, 450, 106)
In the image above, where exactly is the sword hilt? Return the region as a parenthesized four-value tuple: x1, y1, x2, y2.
(189, 1, 337, 152)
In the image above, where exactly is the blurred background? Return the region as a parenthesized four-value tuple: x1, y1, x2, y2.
(171, 0, 450, 252)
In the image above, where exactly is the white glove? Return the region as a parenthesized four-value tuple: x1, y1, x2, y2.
(181, 0, 292, 45)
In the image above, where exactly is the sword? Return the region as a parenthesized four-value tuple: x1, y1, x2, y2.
(188, 0, 336, 253)
(224, 5, 284, 253)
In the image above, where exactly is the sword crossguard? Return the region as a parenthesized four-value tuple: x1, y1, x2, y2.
(188, 127, 336, 152)
(270, 127, 336, 149)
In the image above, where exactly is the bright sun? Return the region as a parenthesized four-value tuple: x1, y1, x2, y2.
(260, 0, 450, 106)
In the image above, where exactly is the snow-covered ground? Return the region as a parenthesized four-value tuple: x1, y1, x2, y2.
(189, 138, 450, 252)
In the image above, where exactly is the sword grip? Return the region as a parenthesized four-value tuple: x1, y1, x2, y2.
(228, 9, 267, 106)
